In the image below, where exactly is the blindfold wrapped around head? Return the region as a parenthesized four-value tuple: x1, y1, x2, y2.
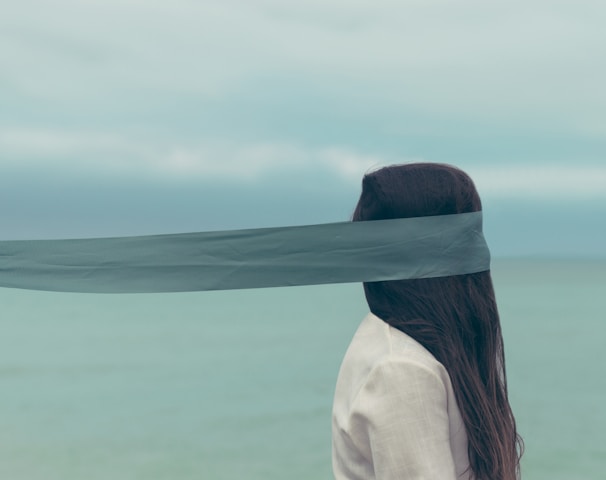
(0, 211, 489, 293)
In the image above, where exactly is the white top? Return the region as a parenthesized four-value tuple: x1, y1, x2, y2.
(332, 313, 472, 480)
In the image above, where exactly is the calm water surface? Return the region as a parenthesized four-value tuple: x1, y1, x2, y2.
(1, 259, 604, 479)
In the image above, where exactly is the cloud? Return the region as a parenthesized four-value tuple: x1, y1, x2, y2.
(2, 127, 604, 199)
(2, 2, 605, 203)
(164, 144, 391, 181)
(2, 0, 606, 130)
(467, 164, 606, 199)
(0, 127, 392, 181)
(0, 128, 146, 159)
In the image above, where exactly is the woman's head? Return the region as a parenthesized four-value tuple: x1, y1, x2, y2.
(353, 163, 522, 480)
(353, 163, 491, 344)
(353, 162, 481, 221)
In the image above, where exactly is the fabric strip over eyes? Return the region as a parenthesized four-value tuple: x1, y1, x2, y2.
(0, 211, 490, 294)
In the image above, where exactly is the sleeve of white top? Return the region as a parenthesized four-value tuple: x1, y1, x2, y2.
(348, 358, 459, 480)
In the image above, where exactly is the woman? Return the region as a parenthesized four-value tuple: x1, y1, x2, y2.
(332, 163, 523, 480)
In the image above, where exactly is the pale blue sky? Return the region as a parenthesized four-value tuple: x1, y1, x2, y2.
(1, 0, 605, 256)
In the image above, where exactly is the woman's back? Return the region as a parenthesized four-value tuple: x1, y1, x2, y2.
(332, 313, 471, 480)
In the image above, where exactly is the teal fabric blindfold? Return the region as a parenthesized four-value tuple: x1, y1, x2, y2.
(0, 211, 490, 294)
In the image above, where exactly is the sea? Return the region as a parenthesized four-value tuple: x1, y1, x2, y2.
(1, 259, 604, 480)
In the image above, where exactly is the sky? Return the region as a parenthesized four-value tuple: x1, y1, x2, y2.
(1, 0, 605, 257)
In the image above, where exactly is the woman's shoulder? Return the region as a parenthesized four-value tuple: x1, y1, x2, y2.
(334, 313, 449, 408)
(351, 313, 445, 371)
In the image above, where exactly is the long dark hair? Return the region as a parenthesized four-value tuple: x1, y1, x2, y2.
(353, 163, 523, 480)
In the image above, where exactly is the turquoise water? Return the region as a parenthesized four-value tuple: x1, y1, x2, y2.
(1, 259, 604, 479)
